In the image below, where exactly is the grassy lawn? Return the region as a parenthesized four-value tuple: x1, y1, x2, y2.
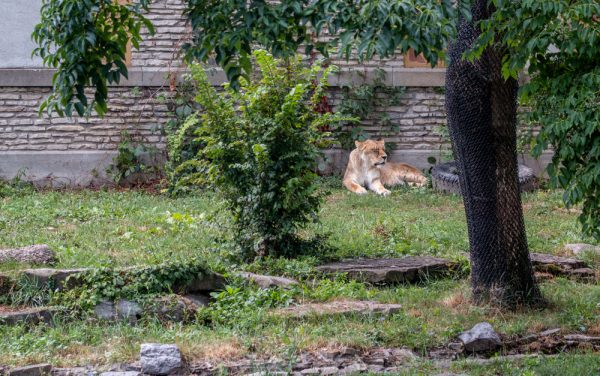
(1, 182, 599, 374)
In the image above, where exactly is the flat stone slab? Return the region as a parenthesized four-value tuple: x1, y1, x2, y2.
(8, 363, 52, 376)
(530, 253, 595, 281)
(0, 306, 56, 326)
(316, 257, 457, 284)
(237, 272, 298, 289)
(274, 300, 402, 318)
(21, 268, 90, 291)
(0, 245, 56, 265)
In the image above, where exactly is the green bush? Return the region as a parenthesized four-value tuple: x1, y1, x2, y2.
(186, 51, 347, 259)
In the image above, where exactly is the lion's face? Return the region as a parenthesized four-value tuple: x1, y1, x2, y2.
(355, 139, 387, 167)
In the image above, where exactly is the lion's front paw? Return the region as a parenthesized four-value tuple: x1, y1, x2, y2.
(378, 189, 391, 196)
(356, 187, 368, 195)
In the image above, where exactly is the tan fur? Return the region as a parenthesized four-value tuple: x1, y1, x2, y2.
(343, 139, 427, 196)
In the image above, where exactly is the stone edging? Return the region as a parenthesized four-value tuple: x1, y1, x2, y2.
(0, 67, 446, 88)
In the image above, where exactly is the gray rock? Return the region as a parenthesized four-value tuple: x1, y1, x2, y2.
(116, 299, 142, 321)
(563, 334, 600, 343)
(140, 343, 182, 375)
(316, 257, 457, 284)
(8, 363, 52, 376)
(458, 322, 502, 352)
(529, 253, 587, 270)
(93, 299, 142, 323)
(299, 368, 322, 375)
(0, 245, 56, 265)
(339, 362, 367, 375)
(539, 328, 561, 337)
(237, 272, 299, 289)
(564, 243, 599, 255)
(151, 296, 190, 323)
(99, 373, 140, 376)
(93, 300, 116, 320)
(0, 307, 56, 326)
(181, 294, 210, 308)
(447, 341, 464, 352)
(319, 367, 340, 375)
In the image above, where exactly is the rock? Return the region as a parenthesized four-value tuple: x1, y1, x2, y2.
(8, 363, 52, 376)
(447, 342, 464, 352)
(50, 366, 93, 376)
(563, 334, 600, 343)
(0, 307, 56, 326)
(316, 257, 457, 284)
(140, 343, 183, 375)
(116, 299, 142, 321)
(0, 245, 56, 265)
(181, 294, 210, 308)
(539, 328, 561, 337)
(237, 272, 299, 289)
(151, 296, 196, 323)
(273, 300, 402, 318)
(340, 362, 367, 374)
(21, 268, 89, 291)
(299, 368, 321, 375)
(568, 268, 596, 281)
(318, 367, 340, 375)
(530, 253, 587, 271)
(530, 253, 595, 281)
(99, 373, 141, 376)
(93, 300, 116, 320)
(93, 299, 142, 323)
(458, 322, 502, 352)
(564, 243, 599, 255)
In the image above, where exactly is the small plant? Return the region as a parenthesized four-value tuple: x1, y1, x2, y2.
(186, 51, 349, 259)
(199, 283, 293, 327)
(107, 130, 160, 185)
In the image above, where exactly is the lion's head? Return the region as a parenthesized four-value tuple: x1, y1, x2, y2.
(355, 139, 387, 167)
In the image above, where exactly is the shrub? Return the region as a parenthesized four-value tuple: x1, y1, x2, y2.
(187, 51, 347, 259)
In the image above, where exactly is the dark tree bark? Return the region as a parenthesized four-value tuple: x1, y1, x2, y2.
(445, 1, 543, 307)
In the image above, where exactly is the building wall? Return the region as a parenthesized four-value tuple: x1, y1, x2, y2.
(0, 0, 549, 186)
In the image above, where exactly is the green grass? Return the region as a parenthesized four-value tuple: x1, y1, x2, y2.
(0, 183, 598, 373)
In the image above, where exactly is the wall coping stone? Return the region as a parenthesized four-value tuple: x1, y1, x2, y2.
(0, 67, 446, 88)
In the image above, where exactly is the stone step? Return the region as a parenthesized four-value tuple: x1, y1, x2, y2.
(316, 256, 458, 284)
(530, 253, 596, 281)
(0, 306, 57, 326)
(1, 265, 226, 295)
(0, 244, 56, 265)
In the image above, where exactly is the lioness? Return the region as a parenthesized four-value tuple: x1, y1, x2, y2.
(343, 139, 427, 196)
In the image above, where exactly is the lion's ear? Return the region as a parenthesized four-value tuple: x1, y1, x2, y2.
(355, 140, 363, 149)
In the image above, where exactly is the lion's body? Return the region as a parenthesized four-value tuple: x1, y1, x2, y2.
(343, 139, 427, 196)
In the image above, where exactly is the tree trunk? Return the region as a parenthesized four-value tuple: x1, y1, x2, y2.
(445, 1, 543, 307)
